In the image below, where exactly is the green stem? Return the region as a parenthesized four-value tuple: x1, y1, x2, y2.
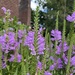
(73, 0, 75, 11)
(66, 34, 75, 75)
(62, 19, 66, 42)
(55, 11, 59, 30)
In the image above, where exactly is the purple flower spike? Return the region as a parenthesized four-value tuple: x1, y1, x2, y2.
(24, 31, 36, 55)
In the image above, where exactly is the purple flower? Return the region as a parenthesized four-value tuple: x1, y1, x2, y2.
(51, 30, 61, 41)
(37, 61, 42, 70)
(71, 56, 75, 66)
(2, 62, 7, 69)
(18, 30, 24, 39)
(66, 15, 73, 22)
(17, 54, 22, 62)
(72, 46, 75, 54)
(18, 30, 25, 43)
(57, 63, 63, 69)
(44, 71, 52, 75)
(56, 46, 61, 55)
(50, 56, 54, 61)
(0, 35, 6, 43)
(1, 7, 7, 14)
(30, 49, 36, 55)
(39, 27, 43, 32)
(1, 43, 9, 53)
(4, 43, 9, 53)
(57, 58, 62, 63)
(57, 58, 63, 69)
(8, 54, 15, 62)
(2, 55, 4, 60)
(0, 35, 8, 52)
(56, 42, 69, 55)
(1, 7, 11, 15)
(49, 64, 55, 71)
(62, 54, 68, 64)
(63, 42, 69, 52)
(38, 27, 43, 34)
(8, 32, 15, 44)
(37, 34, 45, 54)
(66, 12, 75, 22)
(73, 45, 75, 50)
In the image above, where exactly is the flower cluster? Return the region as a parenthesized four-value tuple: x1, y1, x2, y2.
(24, 31, 36, 55)
(1, 7, 11, 15)
(51, 29, 61, 41)
(24, 30, 45, 55)
(1, 7, 75, 75)
(0, 32, 22, 68)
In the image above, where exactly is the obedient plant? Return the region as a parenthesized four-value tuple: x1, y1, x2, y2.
(0, 3, 75, 75)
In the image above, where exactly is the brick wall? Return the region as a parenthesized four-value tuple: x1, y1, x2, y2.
(0, 0, 19, 17)
(0, 0, 31, 25)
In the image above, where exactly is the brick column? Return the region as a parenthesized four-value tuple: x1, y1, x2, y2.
(19, 0, 31, 25)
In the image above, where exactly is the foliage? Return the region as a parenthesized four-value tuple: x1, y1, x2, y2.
(32, 0, 74, 34)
